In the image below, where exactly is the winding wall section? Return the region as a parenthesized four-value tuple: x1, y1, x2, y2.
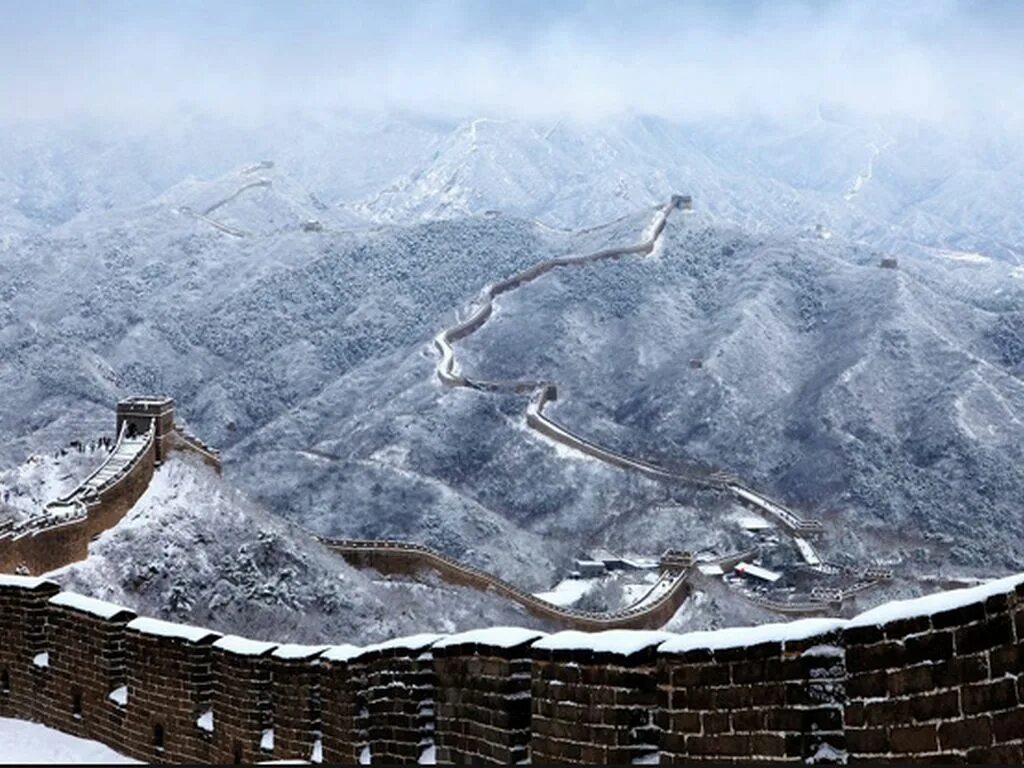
(428, 196, 882, 613)
(320, 537, 694, 631)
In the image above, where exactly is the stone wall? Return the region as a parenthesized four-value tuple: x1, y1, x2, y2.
(323, 538, 692, 631)
(843, 587, 1024, 763)
(433, 628, 542, 764)
(1, 574, 1023, 764)
(0, 395, 217, 577)
(531, 631, 665, 764)
(657, 620, 846, 762)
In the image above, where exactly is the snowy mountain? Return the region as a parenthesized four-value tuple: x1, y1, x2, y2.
(2, 109, 1024, 639)
(357, 114, 1024, 263)
(225, 208, 1024, 591)
(55, 455, 552, 644)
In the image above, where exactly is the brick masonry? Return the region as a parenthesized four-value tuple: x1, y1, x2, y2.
(0, 575, 1022, 764)
(433, 632, 541, 764)
(657, 622, 847, 763)
(531, 638, 663, 764)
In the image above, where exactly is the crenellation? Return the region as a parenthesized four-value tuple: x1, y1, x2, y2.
(0, 576, 1023, 763)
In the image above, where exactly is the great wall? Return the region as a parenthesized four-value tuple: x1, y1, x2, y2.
(3, 197, 1016, 763)
(0, 197, 888, 627)
(431, 196, 889, 614)
(2, 571, 1023, 763)
(0, 397, 221, 576)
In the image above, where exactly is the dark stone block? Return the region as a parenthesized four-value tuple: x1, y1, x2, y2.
(844, 624, 885, 646)
(991, 709, 1024, 744)
(905, 632, 953, 665)
(848, 641, 907, 673)
(910, 690, 961, 722)
(966, 742, 1024, 764)
(932, 602, 986, 629)
(889, 724, 938, 754)
(846, 670, 888, 699)
(846, 726, 888, 755)
(884, 615, 932, 639)
(955, 614, 1014, 655)
(962, 679, 1019, 715)
(888, 664, 935, 696)
(932, 654, 988, 688)
(989, 643, 1023, 677)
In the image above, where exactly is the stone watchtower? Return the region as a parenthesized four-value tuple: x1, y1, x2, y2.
(116, 396, 176, 463)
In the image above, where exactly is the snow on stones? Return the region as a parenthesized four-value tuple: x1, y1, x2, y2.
(126, 616, 219, 644)
(534, 629, 672, 656)
(213, 634, 277, 656)
(433, 626, 546, 650)
(50, 591, 134, 620)
(848, 572, 1024, 628)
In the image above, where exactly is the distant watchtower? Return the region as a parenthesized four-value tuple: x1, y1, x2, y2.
(671, 194, 694, 211)
(116, 396, 176, 463)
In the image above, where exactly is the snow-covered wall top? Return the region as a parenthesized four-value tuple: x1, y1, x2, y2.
(8, 572, 1023, 660)
(2, 573, 1023, 763)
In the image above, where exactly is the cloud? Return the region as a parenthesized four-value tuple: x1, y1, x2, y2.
(1, 0, 1021, 125)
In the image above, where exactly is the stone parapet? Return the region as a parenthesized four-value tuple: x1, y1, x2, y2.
(0, 575, 1023, 764)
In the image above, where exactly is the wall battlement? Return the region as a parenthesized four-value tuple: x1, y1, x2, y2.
(1, 573, 1022, 764)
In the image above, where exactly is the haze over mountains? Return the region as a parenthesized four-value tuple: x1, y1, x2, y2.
(4, 110, 1023, 258)
(2, 107, 1023, 636)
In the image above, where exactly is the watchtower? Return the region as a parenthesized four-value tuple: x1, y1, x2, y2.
(671, 194, 693, 211)
(116, 396, 176, 463)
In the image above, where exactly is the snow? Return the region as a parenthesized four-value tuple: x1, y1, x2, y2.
(631, 752, 660, 765)
(33, 652, 49, 668)
(848, 573, 1024, 628)
(534, 630, 672, 656)
(321, 644, 364, 663)
(0, 574, 54, 590)
(214, 634, 278, 656)
(659, 618, 847, 655)
(533, 578, 595, 607)
(794, 538, 821, 567)
(359, 745, 371, 765)
(126, 616, 219, 643)
(935, 249, 990, 264)
(261, 728, 275, 751)
(803, 644, 844, 658)
(273, 644, 329, 661)
(434, 627, 547, 650)
(310, 737, 323, 763)
(807, 742, 848, 764)
(418, 744, 437, 764)
(735, 562, 782, 583)
(0, 716, 138, 763)
(108, 686, 128, 707)
(697, 564, 724, 576)
(736, 515, 772, 531)
(357, 632, 442, 657)
(197, 709, 214, 733)
(50, 591, 133, 620)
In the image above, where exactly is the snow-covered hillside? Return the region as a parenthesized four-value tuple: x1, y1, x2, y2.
(54, 456, 553, 644)
(2, 108, 1023, 637)
(0, 441, 111, 524)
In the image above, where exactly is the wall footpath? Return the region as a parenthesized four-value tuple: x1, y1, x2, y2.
(0, 395, 219, 577)
(0, 574, 1022, 764)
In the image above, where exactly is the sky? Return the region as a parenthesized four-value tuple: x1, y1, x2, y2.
(2, 0, 1023, 125)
